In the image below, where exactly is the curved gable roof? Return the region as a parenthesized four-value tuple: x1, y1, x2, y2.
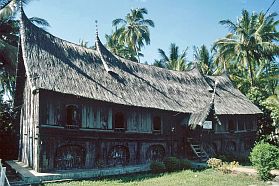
(18, 10, 262, 115)
(205, 75, 262, 114)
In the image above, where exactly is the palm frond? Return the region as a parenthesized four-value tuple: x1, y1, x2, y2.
(29, 17, 50, 28)
(153, 59, 166, 68)
(139, 19, 154, 27)
(112, 18, 126, 26)
(158, 48, 169, 62)
(0, 0, 31, 21)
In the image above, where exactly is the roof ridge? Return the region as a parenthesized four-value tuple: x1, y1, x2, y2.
(19, 6, 36, 92)
(118, 55, 206, 77)
(17, 9, 262, 115)
(95, 34, 114, 73)
(20, 8, 97, 52)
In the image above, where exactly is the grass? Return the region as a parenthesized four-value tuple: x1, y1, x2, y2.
(44, 169, 267, 186)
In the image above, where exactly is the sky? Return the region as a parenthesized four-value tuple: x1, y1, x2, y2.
(24, 0, 279, 63)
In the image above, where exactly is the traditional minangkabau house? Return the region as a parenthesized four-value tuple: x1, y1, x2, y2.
(14, 10, 262, 173)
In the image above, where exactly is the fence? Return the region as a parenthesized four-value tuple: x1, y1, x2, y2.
(0, 159, 10, 186)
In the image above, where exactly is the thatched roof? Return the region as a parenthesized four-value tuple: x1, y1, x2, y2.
(188, 82, 221, 128)
(17, 10, 262, 116)
(205, 75, 262, 115)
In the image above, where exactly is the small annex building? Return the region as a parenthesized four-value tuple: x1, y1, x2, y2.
(14, 10, 262, 172)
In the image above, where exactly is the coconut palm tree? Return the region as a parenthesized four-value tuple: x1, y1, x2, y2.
(105, 31, 138, 62)
(153, 59, 166, 68)
(0, 0, 50, 68)
(155, 43, 188, 71)
(0, 0, 22, 20)
(193, 45, 215, 75)
(213, 10, 279, 86)
(112, 8, 154, 62)
(0, 0, 49, 98)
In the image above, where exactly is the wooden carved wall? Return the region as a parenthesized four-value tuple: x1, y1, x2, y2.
(55, 145, 85, 170)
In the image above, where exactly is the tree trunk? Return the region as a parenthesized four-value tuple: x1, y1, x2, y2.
(134, 45, 140, 63)
(246, 52, 254, 87)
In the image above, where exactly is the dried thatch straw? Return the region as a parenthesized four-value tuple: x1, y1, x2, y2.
(17, 10, 262, 116)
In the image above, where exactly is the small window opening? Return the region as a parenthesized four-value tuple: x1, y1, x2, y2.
(238, 120, 245, 131)
(228, 119, 235, 132)
(115, 112, 125, 129)
(153, 116, 161, 132)
(246, 122, 253, 131)
(66, 105, 79, 127)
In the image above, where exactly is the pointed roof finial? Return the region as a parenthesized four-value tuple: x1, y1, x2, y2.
(19, 0, 23, 14)
(95, 20, 98, 38)
(211, 79, 219, 104)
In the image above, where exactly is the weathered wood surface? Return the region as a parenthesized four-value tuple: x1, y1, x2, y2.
(0, 159, 10, 186)
(40, 91, 166, 134)
(19, 80, 40, 171)
(18, 90, 258, 172)
(214, 115, 257, 133)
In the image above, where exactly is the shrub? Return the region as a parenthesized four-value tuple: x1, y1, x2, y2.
(229, 161, 239, 168)
(163, 157, 180, 172)
(150, 161, 166, 174)
(217, 161, 239, 174)
(207, 158, 239, 174)
(217, 162, 232, 174)
(249, 141, 279, 181)
(179, 159, 192, 170)
(207, 158, 223, 169)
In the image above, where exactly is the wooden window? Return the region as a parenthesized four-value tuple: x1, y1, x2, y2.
(55, 105, 63, 126)
(66, 105, 79, 127)
(153, 116, 161, 133)
(228, 119, 235, 132)
(246, 121, 253, 131)
(237, 119, 245, 131)
(99, 108, 112, 130)
(114, 112, 125, 130)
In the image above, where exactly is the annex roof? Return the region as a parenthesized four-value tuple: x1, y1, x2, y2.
(17, 10, 262, 116)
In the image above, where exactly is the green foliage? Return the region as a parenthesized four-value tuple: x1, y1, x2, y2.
(105, 32, 138, 62)
(249, 141, 279, 180)
(45, 169, 266, 186)
(207, 158, 239, 174)
(0, 93, 17, 160)
(214, 10, 279, 88)
(150, 161, 166, 174)
(213, 10, 279, 143)
(163, 157, 180, 172)
(207, 158, 223, 169)
(216, 163, 232, 174)
(247, 87, 269, 107)
(179, 159, 192, 170)
(150, 158, 191, 174)
(193, 45, 215, 75)
(246, 86, 277, 144)
(0, 0, 49, 98)
(262, 87, 279, 128)
(153, 43, 190, 71)
(0, 95, 15, 133)
(111, 8, 154, 62)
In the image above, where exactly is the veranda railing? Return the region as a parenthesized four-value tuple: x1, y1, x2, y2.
(0, 159, 10, 186)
